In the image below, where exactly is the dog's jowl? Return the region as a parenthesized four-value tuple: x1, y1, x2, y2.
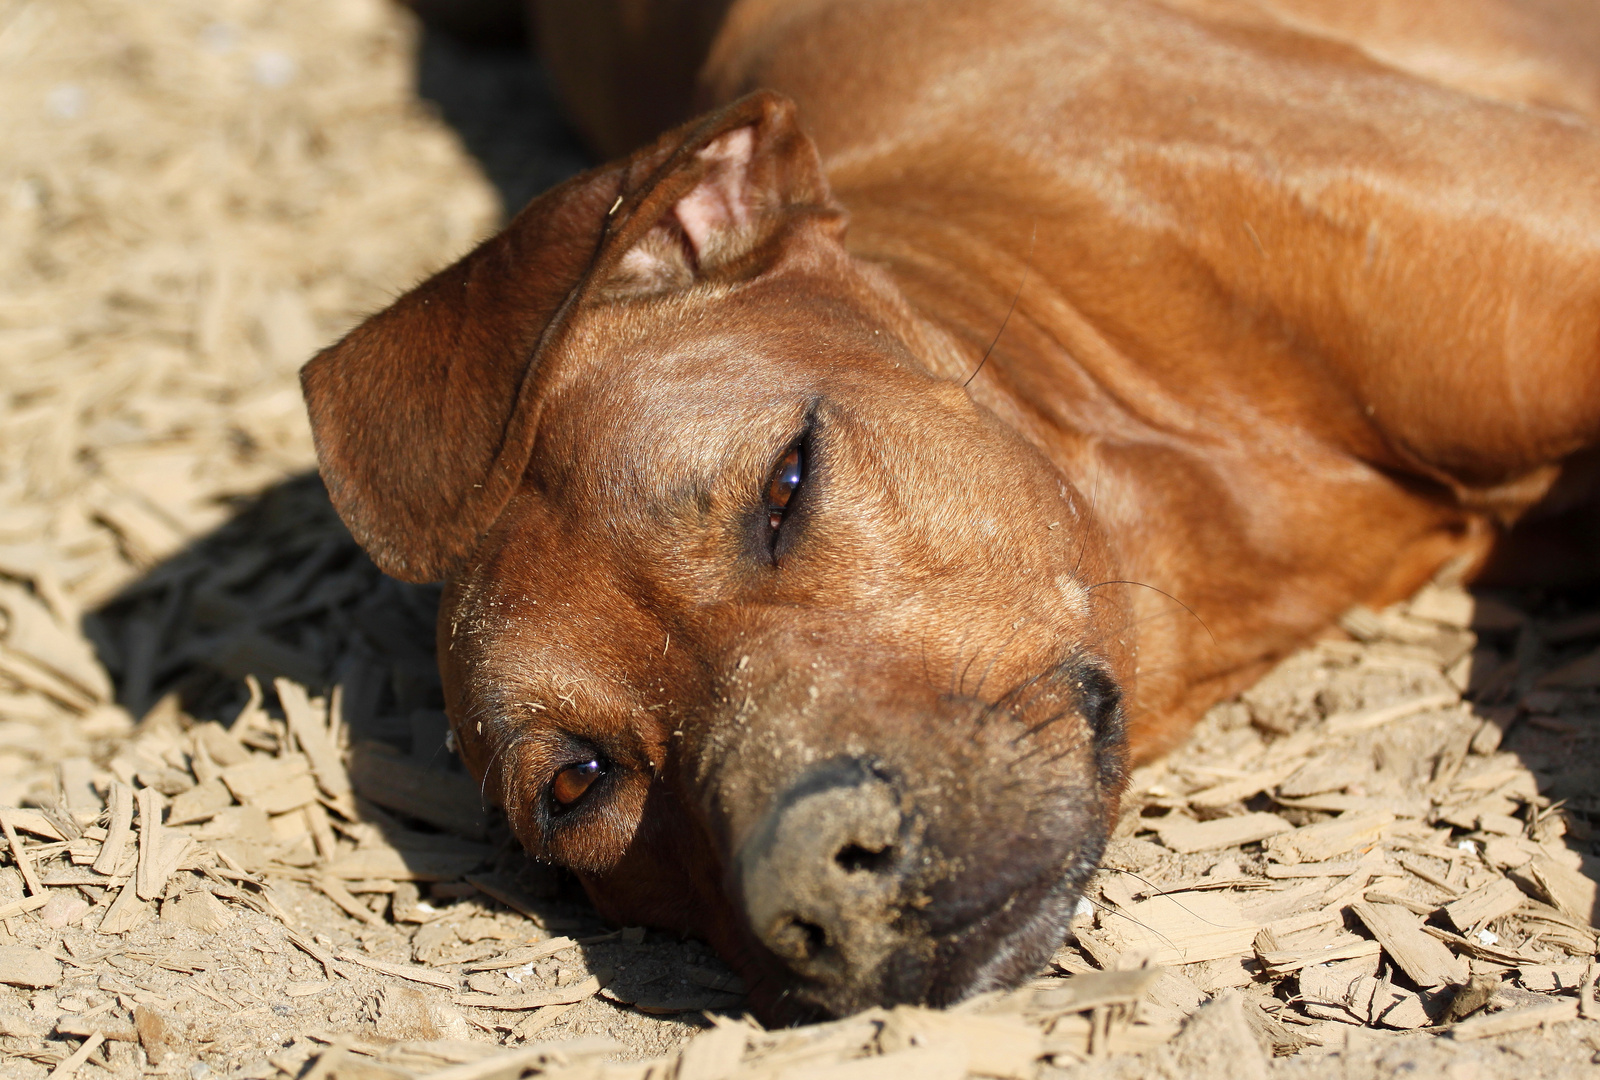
(302, 0, 1600, 1021)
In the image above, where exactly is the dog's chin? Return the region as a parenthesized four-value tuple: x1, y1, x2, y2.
(744, 861, 1094, 1024)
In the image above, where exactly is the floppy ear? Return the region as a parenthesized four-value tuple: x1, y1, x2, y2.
(300, 91, 839, 583)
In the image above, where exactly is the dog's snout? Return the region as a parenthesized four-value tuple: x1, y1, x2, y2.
(737, 760, 915, 980)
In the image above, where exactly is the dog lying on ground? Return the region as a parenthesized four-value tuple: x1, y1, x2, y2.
(302, 0, 1600, 1021)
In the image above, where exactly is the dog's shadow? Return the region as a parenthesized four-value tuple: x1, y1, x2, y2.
(410, 7, 592, 224)
(84, 471, 744, 1018)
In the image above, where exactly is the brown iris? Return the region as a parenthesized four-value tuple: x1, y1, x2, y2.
(766, 446, 803, 529)
(552, 759, 602, 806)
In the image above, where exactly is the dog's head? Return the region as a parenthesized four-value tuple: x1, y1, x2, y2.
(303, 92, 1130, 1020)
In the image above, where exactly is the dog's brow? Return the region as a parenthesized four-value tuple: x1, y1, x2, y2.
(559, 367, 813, 518)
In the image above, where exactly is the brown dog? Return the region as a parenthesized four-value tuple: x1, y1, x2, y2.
(302, 0, 1600, 1020)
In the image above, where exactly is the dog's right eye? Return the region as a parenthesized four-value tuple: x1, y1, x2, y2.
(766, 445, 804, 530)
(552, 759, 604, 807)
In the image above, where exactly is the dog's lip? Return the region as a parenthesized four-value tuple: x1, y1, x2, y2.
(925, 853, 1094, 1005)
(742, 844, 1095, 1019)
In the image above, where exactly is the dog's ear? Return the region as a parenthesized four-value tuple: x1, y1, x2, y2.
(300, 91, 838, 583)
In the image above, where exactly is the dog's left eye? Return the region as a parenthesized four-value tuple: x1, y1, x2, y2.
(552, 759, 604, 806)
(766, 445, 804, 530)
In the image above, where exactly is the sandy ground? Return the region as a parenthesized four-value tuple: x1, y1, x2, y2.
(2, 1, 1599, 1078)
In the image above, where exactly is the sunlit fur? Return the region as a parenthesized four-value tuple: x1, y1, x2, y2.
(305, 0, 1600, 1021)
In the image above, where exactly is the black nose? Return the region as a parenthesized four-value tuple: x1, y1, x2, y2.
(736, 759, 915, 984)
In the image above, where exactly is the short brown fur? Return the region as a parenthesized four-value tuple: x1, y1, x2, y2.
(304, 0, 1600, 1019)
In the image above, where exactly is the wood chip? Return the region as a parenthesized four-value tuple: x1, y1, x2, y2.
(0, 809, 65, 842)
(276, 678, 355, 815)
(159, 890, 234, 935)
(1351, 900, 1468, 988)
(461, 938, 579, 972)
(510, 1003, 579, 1042)
(1408, 585, 1475, 628)
(0, 893, 50, 920)
(1264, 857, 1368, 879)
(315, 876, 383, 926)
(880, 1007, 1041, 1080)
(1451, 997, 1578, 1039)
(1369, 983, 1432, 1029)
(91, 782, 133, 876)
(46, 1029, 105, 1080)
(423, 1037, 621, 1080)
(1516, 964, 1586, 993)
(286, 932, 355, 982)
(150, 835, 193, 904)
(220, 757, 319, 815)
(305, 802, 338, 860)
(0, 580, 110, 704)
(1263, 901, 1346, 939)
(453, 975, 604, 1010)
(807, 1043, 971, 1080)
(1474, 812, 1525, 837)
(98, 882, 153, 936)
(1323, 692, 1459, 735)
(135, 786, 163, 901)
(675, 1021, 749, 1080)
(1298, 958, 1429, 1029)
(1278, 752, 1370, 799)
(1018, 967, 1162, 1016)
(1524, 855, 1598, 927)
(1265, 810, 1394, 865)
(0, 808, 43, 895)
(165, 778, 235, 827)
(1443, 877, 1526, 933)
(1256, 936, 1382, 976)
(1421, 925, 1541, 967)
(55, 1016, 138, 1043)
(190, 722, 252, 768)
(57, 758, 101, 821)
(0, 945, 62, 988)
(1362, 890, 1436, 916)
(1154, 812, 1291, 854)
(1395, 853, 1460, 895)
(1100, 891, 1259, 966)
(1297, 955, 1377, 1006)
(1186, 765, 1296, 810)
(324, 846, 487, 882)
(334, 948, 458, 989)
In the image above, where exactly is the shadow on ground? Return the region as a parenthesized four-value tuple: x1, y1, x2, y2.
(411, 9, 592, 220)
(80, 468, 756, 1018)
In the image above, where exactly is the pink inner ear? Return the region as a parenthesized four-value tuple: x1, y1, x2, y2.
(674, 126, 756, 259)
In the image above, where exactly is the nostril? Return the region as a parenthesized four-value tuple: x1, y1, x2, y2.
(770, 916, 828, 962)
(835, 842, 896, 874)
(739, 760, 911, 974)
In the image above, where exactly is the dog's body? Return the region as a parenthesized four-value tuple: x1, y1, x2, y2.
(304, 0, 1600, 1019)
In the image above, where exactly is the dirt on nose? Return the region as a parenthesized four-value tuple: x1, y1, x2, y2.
(738, 765, 922, 982)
